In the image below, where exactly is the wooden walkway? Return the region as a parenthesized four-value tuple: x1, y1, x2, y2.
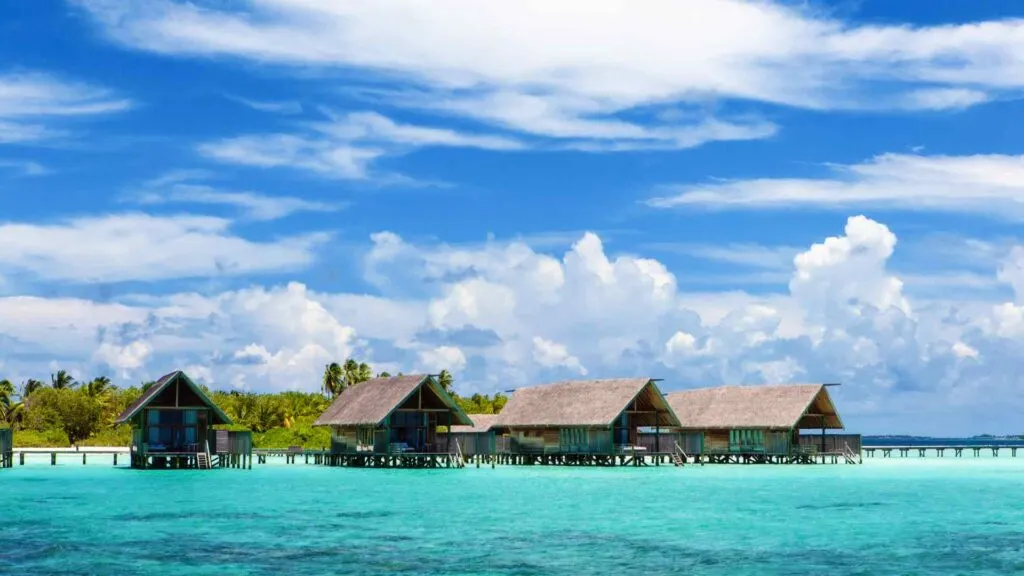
(13, 448, 128, 466)
(11, 448, 252, 469)
(862, 445, 1024, 458)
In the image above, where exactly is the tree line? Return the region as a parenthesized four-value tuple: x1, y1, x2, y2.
(0, 361, 507, 448)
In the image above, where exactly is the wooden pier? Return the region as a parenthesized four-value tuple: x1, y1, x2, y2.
(320, 452, 465, 469)
(13, 448, 128, 466)
(862, 444, 1023, 458)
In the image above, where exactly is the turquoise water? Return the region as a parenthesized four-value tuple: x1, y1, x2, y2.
(3, 458, 1024, 575)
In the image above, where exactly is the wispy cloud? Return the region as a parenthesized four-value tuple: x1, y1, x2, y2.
(134, 171, 343, 220)
(0, 71, 132, 144)
(0, 213, 328, 283)
(645, 242, 800, 270)
(646, 153, 1024, 220)
(73, 0, 1024, 152)
(0, 159, 49, 176)
(198, 133, 384, 180)
(198, 110, 523, 181)
(224, 94, 303, 115)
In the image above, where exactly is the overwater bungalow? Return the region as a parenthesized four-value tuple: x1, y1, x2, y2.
(313, 374, 474, 468)
(492, 378, 681, 466)
(115, 370, 252, 470)
(440, 413, 499, 458)
(0, 427, 11, 468)
(666, 383, 859, 464)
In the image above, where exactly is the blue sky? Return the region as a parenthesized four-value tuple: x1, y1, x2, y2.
(3, 0, 1024, 434)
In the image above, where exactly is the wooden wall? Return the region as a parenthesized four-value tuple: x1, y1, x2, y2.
(0, 428, 11, 468)
(797, 433, 862, 453)
(504, 427, 613, 454)
(436, 432, 494, 456)
(214, 430, 252, 455)
(704, 430, 729, 452)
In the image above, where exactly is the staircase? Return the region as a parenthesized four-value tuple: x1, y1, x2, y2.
(196, 452, 211, 469)
(672, 441, 687, 467)
(451, 439, 466, 469)
(196, 441, 213, 470)
(842, 443, 860, 465)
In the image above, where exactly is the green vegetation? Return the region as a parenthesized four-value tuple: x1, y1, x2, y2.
(2, 361, 507, 449)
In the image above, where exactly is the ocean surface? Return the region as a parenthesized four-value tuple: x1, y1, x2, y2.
(3, 457, 1024, 575)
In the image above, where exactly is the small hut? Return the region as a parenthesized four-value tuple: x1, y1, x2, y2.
(493, 378, 680, 465)
(115, 370, 248, 469)
(441, 413, 499, 457)
(666, 383, 851, 463)
(313, 374, 473, 468)
(0, 427, 11, 469)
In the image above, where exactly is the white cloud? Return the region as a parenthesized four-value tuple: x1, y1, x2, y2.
(93, 340, 153, 378)
(418, 345, 468, 373)
(899, 88, 990, 111)
(0, 213, 328, 283)
(198, 133, 384, 179)
(647, 153, 1024, 219)
(532, 336, 587, 375)
(647, 242, 801, 271)
(8, 214, 1024, 432)
(134, 171, 342, 220)
(0, 71, 131, 144)
(224, 94, 303, 114)
(198, 110, 523, 180)
(74, 0, 1024, 151)
(0, 159, 48, 176)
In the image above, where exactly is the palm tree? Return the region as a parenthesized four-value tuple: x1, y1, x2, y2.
(86, 376, 112, 397)
(0, 379, 23, 427)
(0, 380, 14, 404)
(21, 379, 43, 399)
(322, 362, 345, 398)
(342, 359, 373, 389)
(50, 370, 75, 390)
(437, 370, 454, 395)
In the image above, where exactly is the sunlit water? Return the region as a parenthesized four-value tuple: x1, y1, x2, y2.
(2, 455, 1024, 575)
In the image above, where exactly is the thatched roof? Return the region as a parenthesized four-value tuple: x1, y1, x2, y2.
(114, 370, 232, 425)
(666, 384, 843, 430)
(313, 374, 473, 427)
(448, 413, 499, 433)
(494, 378, 680, 428)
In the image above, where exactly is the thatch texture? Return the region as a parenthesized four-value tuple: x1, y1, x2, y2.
(313, 374, 473, 427)
(666, 384, 843, 430)
(494, 378, 680, 428)
(449, 413, 499, 433)
(114, 370, 232, 425)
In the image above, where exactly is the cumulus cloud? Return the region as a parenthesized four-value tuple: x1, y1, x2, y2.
(5, 215, 1024, 432)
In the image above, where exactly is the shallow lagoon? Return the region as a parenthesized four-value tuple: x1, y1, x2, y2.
(2, 458, 1024, 575)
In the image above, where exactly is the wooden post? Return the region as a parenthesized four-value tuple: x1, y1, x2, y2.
(19, 452, 24, 466)
(83, 453, 87, 465)
(114, 453, 118, 466)
(51, 452, 56, 466)
(655, 410, 660, 454)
